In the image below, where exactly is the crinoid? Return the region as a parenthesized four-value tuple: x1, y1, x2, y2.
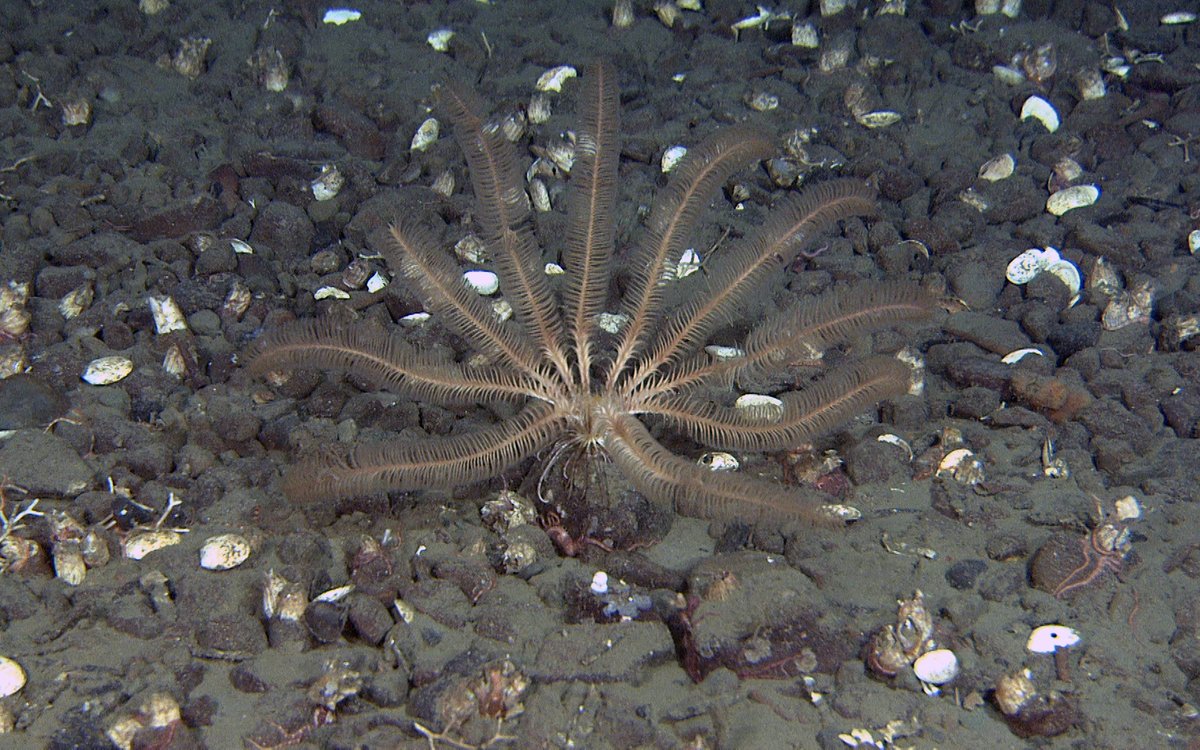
(248, 62, 933, 526)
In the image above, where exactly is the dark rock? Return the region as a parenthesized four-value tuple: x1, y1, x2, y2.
(229, 664, 270, 693)
(0, 373, 68, 429)
(944, 311, 1030, 355)
(844, 438, 910, 485)
(348, 593, 394, 645)
(305, 600, 347, 644)
(195, 612, 268, 655)
(952, 386, 1001, 420)
(945, 559, 987, 590)
(0, 429, 93, 496)
(249, 201, 315, 264)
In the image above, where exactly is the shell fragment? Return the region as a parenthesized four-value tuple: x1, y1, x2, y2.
(199, 533, 251, 570)
(1027, 624, 1080, 653)
(83, 356, 134, 385)
(0, 656, 25, 698)
(1020, 95, 1059, 133)
(535, 66, 577, 93)
(411, 117, 439, 152)
(1046, 184, 1099, 216)
(699, 452, 740, 472)
(322, 8, 362, 25)
(661, 145, 687, 173)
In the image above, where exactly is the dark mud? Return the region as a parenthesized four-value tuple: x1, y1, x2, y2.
(0, 0, 1198, 748)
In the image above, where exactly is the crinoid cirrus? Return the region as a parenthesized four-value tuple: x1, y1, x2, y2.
(248, 62, 933, 527)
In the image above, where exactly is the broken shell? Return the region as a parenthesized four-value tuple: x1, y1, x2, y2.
(250, 47, 289, 92)
(1161, 11, 1197, 24)
(61, 98, 92, 127)
(529, 178, 551, 212)
(81, 530, 110, 568)
(654, 0, 679, 27)
(454, 233, 488, 264)
(492, 299, 513, 322)
(937, 448, 984, 484)
(791, 21, 819, 48)
(411, 117, 439, 152)
(399, 312, 430, 327)
(856, 111, 901, 128)
(735, 393, 784, 418)
(661, 145, 687, 173)
(994, 668, 1036, 716)
(313, 286, 350, 301)
(1027, 624, 1080, 653)
(431, 169, 455, 198)
(978, 153, 1015, 181)
(323, 8, 361, 24)
(463, 270, 500, 296)
(1044, 259, 1082, 295)
(1046, 184, 1099, 216)
(1189, 229, 1200, 255)
(597, 312, 628, 334)
(1102, 280, 1154, 330)
(82, 356, 134, 385)
(675, 248, 701, 279)
(876, 433, 913, 460)
(59, 283, 94, 319)
(366, 272, 388, 293)
(1114, 495, 1141, 521)
(866, 626, 909, 677)
(912, 648, 959, 685)
(426, 28, 454, 52)
(1001, 347, 1044, 364)
(544, 262, 565, 276)
(1020, 95, 1059, 133)
(149, 296, 188, 334)
(1076, 68, 1106, 100)
(481, 490, 537, 533)
(172, 36, 211, 78)
(199, 533, 251, 570)
(745, 91, 779, 112)
(822, 503, 861, 522)
(311, 164, 344, 201)
(527, 93, 552, 124)
(1005, 246, 1060, 284)
(0, 657, 25, 698)
(894, 590, 934, 659)
(612, 0, 634, 28)
(53, 540, 87, 586)
(705, 344, 745, 359)
(699, 452, 739, 472)
(535, 65, 577, 93)
(123, 529, 182, 560)
(230, 238, 254, 254)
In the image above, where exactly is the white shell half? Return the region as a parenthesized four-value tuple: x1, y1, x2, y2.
(366, 272, 388, 293)
(1001, 347, 1044, 364)
(1114, 494, 1142, 521)
(735, 393, 784, 410)
(426, 28, 454, 52)
(544, 262, 565, 276)
(597, 312, 629, 334)
(1020, 95, 1059, 133)
(535, 65, 578, 93)
(1027, 624, 1080, 653)
(123, 529, 182, 560)
(675, 248, 702, 279)
(912, 648, 959, 685)
(230, 238, 254, 254)
(1044, 258, 1082, 295)
(1005, 247, 1060, 284)
(978, 153, 1015, 181)
(1189, 229, 1200, 255)
(1161, 11, 1197, 24)
(698, 452, 740, 472)
(82, 356, 134, 385)
(0, 656, 25, 698)
(1046, 184, 1099, 216)
(411, 117, 440, 152)
(149, 296, 188, 334)
(199, 533, 251, 571)
(399, 312, 430, 327)
(314, 286, 350, 300)
(463, 270, 500, 296)
(705, 345, 745, 359)
(661, 145, 687, 173)
(856, 111, 901, 128)
(322, 8, 362, 25)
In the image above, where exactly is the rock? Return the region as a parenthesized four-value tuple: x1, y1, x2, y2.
(0, 374, 68, 429)
(0, 429, 92, 496)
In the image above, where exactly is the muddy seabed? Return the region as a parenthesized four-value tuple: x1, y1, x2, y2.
(0, 0, 1198, 747)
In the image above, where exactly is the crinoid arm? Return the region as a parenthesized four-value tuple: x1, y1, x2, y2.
(246, 317, 546, 405)
(281, 402, 567, 502)
(599, 411, 841, 526)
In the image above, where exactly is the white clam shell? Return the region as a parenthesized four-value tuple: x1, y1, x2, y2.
(313, 286, 351, 300)
(856, 110, 901, 128)
(535, 65, 577, 93)
(1114, 494, 1141, 521)
(0, 656, 26, 698)
(82, 355, 134, 385)
(590, 571, 608, 594)
(938, 448, 974, 473)
(735, 393, 784, 410)
(411, 117, 440, 153)
(1161, 11, 1197, 24)
(399, 312, 430, 327)
(1046, 184, 1099, 216)
(123, 529, 182, 560)
(199, 533, 251, 571)
(698, 451, 740, 472)
(912, 648, 959, 685)
(426, 28, 454, 52)
(1027, 624, 1080, 653)
(230, 238, 254, 254)
(1005, 247, 1058, 284)
(366, 272, 388, 293)
(1020, 95, 1059, 133)
(322, 8, 362, 25)
(1189, 229, 1200, 255)
(544, 262, 565, 276)
(149, 296, 188, 334)
(463, 270, 499, 296)
(1001, 347, 1044, 364)
(675, 248, 701, 279)
(661, 145, 687, 173)
(978, 153, 1015, 181)
(597, 312, 628, 334)
(705, 345, 745, 359)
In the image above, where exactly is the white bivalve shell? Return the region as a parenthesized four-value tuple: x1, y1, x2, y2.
(199, 533, 251, 571)
(698, 452, 740, 472)
(735, 393, 784, 420)
(426, 28, 454, 52)
(675, 248, 701, 279)
(123, 529, 182, 560)
(463, 270, 499, 296)
(411, 117, 439, 152)
(0, 656, 25, 698)
(82, 356, 134, 385)
(535, 65, 577, 93)
(856, 111, 901, 128)
(149, 296, 188, 334)
(1020, 95, 1059, 133)
(705, 345, 745, 359)
(661, 145, 687, 173)
(1046, 184, 1099, 216)
(912, 648, 959, 685)
(597, 312, 628, 334)
(978, 153, 1015, 181)
(399, 312, 430, 327)
(1027, 624, 1080, 653)
(1044, 259, 1082, 296)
